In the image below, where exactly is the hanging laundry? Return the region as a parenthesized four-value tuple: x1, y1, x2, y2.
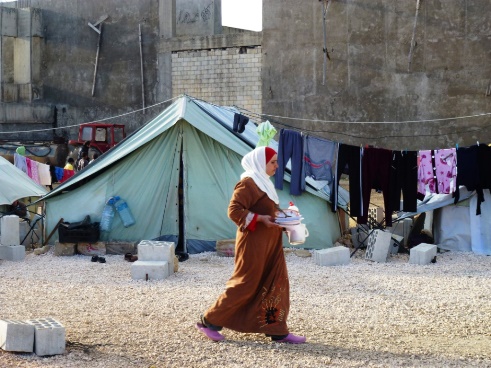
(37, 162, 52, 186)
(390, 151, 418, 212)
(60, 169, 75, 183)
(26, 158, 40, 184)
(302, 135, 336, 191)
(54, 166, 64, 182)
(233, 113, 249, 133)
(454, 145, 483, 215)
(256, 120, 277, 147)
(16, 146, 26, 156)
(274, 129, 304, 195)
(358, 147, 393, 227)
(478, 143, 491, 198)
(14, 153, 28, 175)
(418, 149, 457, 198)
(331, 144, 362, 216)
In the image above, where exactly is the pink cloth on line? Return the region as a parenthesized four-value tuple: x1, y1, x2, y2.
(418, 148, 457, 196)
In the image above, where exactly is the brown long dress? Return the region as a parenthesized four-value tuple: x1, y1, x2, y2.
(204, 177, 290, 336)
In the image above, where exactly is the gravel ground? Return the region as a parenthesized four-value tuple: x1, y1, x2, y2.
(0, 247, 490, 368)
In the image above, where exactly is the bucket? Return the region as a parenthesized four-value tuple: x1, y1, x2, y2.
(284, 223, 309, 245)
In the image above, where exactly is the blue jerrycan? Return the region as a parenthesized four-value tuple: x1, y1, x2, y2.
(115, 197, 136, 228)
(100, 196, 120, 232)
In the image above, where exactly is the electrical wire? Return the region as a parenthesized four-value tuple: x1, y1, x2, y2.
(0, 96, 179, 135)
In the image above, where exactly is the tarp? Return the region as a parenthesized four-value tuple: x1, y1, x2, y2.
(41, 96, 342, 253)
(0, 156, 48, 205)
(433, 190, 491, 255)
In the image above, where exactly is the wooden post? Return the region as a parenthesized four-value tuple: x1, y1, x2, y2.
(408, 0, 422, 72)
(321, 0, 331, 86)
(139, 24, 145, 113)
(91, 23, 102, 97)
(42, 218, 64, 247)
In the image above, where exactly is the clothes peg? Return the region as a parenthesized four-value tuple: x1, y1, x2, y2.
(456, 143, 459, 150)
(477, 141, 480, 146)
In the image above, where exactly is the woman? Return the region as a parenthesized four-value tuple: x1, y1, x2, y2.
(196, 146, 306, 344)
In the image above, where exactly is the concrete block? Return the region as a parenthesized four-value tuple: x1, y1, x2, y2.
(131, 261, 170, 280)
(1, 215, 20, 246)
(137, 240, 175, 263)
(105, 242, 136, 255)
(390, 234, 404, 254)
(365, 230, 392, 263)
(409, 243, 437, 265)
(26, 318, 65, 356)
(350, 224, 370, 249)
(53, 241, 76, 256)
(314, 246, 350, 266)
(0, 245, 25, 261)
(0, 319, 34, 352)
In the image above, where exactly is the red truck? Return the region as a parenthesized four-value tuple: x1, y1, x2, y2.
(68, 122, 126, 161)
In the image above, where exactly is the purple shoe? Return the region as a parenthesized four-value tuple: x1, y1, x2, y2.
(276, 333, 306, 344)
(195, 323, 225, 342)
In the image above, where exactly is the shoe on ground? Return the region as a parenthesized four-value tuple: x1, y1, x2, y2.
(195, 323, 224, 342)
(275, 333, 306, 344)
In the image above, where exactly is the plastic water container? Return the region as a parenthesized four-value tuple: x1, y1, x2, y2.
(288, 201, 299, 213)
(115, 198, 136, 228)
(100, 196, 119, 232)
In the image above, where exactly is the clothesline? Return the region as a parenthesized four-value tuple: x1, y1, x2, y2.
(0, 96, 180, 135)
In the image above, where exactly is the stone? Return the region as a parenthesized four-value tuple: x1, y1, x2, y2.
(54, 241, 76, 256)
(216, 239, 235, 257)
(105, 241, 136, 255)
(0, 319, 35, 353)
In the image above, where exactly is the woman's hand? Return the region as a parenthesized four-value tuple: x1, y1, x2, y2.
(256, 214, 282, 228)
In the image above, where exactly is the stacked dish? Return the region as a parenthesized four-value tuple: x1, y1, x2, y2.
(275, 209, 303, 226)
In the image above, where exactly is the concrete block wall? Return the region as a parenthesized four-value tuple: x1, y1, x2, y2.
(171, 46, 262, 114)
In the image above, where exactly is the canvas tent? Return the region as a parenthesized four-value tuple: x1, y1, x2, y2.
(0, 156, 48, 206)
(41, 96, 341, 253)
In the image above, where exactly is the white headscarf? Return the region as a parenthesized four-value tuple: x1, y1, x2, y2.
(240, 147, 279, 204)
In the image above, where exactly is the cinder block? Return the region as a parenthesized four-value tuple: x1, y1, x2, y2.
(389, 234, 404, 254)
(365, 230, 392, 263)
(314, 246, 350, 266)
(0, 245, 25, 261)
(0, 319, 34, 352)
(350, 224, 370, 249)
(409, 243, 437, 265)
(53, 241, 76, 256)
(137, 240, 175, 263)
(1, 215, 20, 246)
(131, 261, 170, 280)
(368, 206, 384, 225)
(26, 318, 65, 356)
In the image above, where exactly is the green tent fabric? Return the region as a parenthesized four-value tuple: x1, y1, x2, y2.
(0, 156, 48, 206)
(41, 96, 341, 253)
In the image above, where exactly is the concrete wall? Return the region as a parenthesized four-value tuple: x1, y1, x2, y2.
(262, 0, 491, 150)
(2, 0, 491, 150)
(13, 0, 161, 141)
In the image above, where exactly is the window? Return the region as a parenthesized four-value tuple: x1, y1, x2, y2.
(81, 127, 92, 141)
(95, 128, 107, 142)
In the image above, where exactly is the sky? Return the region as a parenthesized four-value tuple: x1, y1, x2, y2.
(222, 0, 262, 32)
